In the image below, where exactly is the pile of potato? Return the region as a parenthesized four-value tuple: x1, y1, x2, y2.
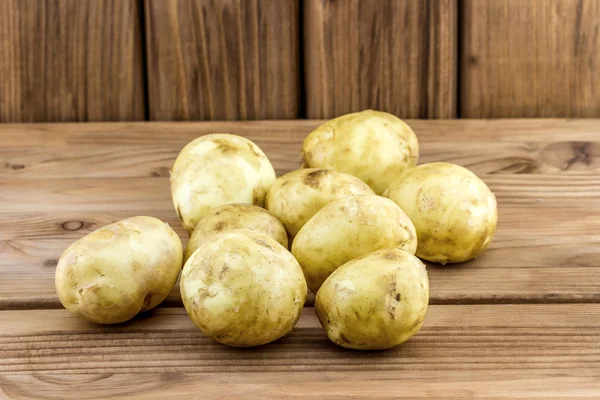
(55, 110, 497, 350)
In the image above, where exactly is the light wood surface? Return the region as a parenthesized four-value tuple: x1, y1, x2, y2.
(304, 0, 457, 119)
(1, 306, 599, 398)
(2, 372, 599, 400)
(461, 0, 600, 117)
(144, 0, 299, 121)
(2, 194, 600, 308)
(1, 120, 599, 398)
(1, 120, 600, 309)
(0, 0, 145, 122)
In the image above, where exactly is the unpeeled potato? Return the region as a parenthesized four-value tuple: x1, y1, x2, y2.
(291, 195, 417, 293)
(315, 248, 429, 350)
(384, 162, 497, 264)
(302, 110, 418, 194)
(171, 134, 276, 234)
(180, 230, 307, 347)
(55, 216, 183, 324)
(184, 204, 288, 262)
(265, 168, 374, 239)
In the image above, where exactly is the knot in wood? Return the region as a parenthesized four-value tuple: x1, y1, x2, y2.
(62, 220, 84, 231)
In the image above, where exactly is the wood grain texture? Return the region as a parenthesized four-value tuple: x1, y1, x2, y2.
(2, 119, 599, 177)
(0, 306, 599, 398)
(144, 0, 299, 121)
(2, 199, 600, 308)
(304, 0, 457, 119)
(461, 0, 600, 117)
(3, 374, 599, 400)
(0, 0, 145, 122)
(1, 120, 600, 309)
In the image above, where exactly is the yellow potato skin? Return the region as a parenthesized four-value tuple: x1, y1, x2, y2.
(265, 168, 374, 239)
(315, 249, 429, 350)
(384, 162, 497, 264)
(55, 216, 183, 324)
(181, 230, 307, 347)
(302, 110, 418, 194)
(184, 204, 288, 263)
(171, 134, 276, 234)
(291, 195, 417, 293)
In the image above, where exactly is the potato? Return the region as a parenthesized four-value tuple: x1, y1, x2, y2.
(180, 230, 307, 347)
(171, 134, 276, 234)
(265, 168, 374, 239)
(384, 162, 497, 264)
(315, 248, 429, 350)
(302, 110, 418, 194)
(184, 204, 288, 263)
(291, 195, 417, 293)
(55, 216, 183, 324)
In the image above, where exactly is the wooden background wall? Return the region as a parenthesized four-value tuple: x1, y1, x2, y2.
(0, 0, 598, 122)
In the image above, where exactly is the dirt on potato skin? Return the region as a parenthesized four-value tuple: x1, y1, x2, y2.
(303, 169, 330, 189)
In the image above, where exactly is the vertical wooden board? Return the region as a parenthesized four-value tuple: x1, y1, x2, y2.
(461, 0, 600, 118)
(144, 0, 300, 121)
(304, 0, 457, 119)
(0, 0, 145, 122)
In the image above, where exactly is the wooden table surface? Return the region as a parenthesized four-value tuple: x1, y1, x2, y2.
(1, 120, 599, 399)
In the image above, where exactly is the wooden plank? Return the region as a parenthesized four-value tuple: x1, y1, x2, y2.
(461, 0, 600, 118)
(3, 175, 600, 212)
(0, 221, 598, 310)
(2, 373, 599, 400)
(1, 120, 600, 309)
(0, 0, 145, 122)
(144, 0, 299, 121)
(2, 209, 600, 308)
(304, 0, 457, 119)
(2, 202, 600, 308)
(4, 205, 600, 243)
(3, 119, 600, 178)
(0, 306, 599, 399)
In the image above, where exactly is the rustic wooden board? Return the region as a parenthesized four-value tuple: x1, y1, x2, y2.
(1, 305, 599, 398)
(1, 120, 600, 309)
(2, 202, 600, 308)
(461, 0, 600, 117)
(3, 373, 598, 400)
(304, 0, 457, 119)
(3, 119, 599, 176)
(0, 0, 145, 122)
(144, 0, 300, 121)
(1, 121, 599, 399)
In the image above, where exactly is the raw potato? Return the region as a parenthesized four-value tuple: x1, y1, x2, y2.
(302, 110, 418, 194)
(181, 230, 307, 347)
(315, 248, 429, 350)
(184, 204, 288, 262)
(171, 134, 276, 234)
(292, 195, 417, 293)
(265, 168, 374, 238)
(384, 162, 497, 264)
(55, 216, 183, 324)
